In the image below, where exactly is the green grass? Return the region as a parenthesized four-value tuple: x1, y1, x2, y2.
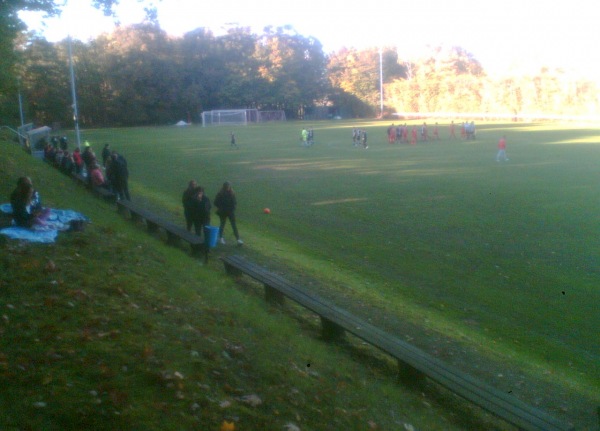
(1, 119, 599, 429)
(99, 121, 599, 382)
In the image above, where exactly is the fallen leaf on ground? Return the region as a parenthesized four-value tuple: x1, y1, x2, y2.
(240, 394, 262, 407)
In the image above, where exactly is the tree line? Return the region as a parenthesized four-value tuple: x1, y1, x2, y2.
(3, 22, 599, 127)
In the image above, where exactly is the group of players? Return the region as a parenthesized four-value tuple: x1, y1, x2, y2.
(384, 121, 477, 144)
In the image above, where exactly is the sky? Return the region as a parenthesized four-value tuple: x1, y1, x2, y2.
(19, 0, 600, 81)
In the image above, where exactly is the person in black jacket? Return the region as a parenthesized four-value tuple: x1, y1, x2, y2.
(111, 151, 130, 201)
(101, 144, 111, 167)
(182, 180, 197, 232)
(214, 181, 243, 245)
(189, 186, 211, 238)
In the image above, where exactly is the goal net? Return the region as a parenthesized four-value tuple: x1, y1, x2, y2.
(257, 110, 286, 122)
(201, 109, 258, 127)
(201, 109, 286, 126)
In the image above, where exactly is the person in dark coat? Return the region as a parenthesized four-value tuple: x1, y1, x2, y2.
(81, 142, 97, 182)
(214, 181, 243, 245)
(182, 180, 198, 231)
(101, 144, 111, 167)
(188, 186, 211, 238)
(110, 151, 130, 201)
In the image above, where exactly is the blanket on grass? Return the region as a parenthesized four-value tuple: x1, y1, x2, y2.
(0, 203, 89, 243)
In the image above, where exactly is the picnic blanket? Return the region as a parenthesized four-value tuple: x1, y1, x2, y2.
(0, 204, 89, 243)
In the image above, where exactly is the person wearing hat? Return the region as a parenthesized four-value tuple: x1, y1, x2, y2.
(214, 181, 243, 245)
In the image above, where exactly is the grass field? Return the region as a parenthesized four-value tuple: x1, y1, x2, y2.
(2, 119, 599, 429)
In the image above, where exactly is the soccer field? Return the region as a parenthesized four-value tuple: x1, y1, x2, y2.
(85, 120, 599, 415)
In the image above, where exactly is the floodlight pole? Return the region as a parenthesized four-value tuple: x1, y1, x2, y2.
(17, 82, 25, 127)
(68, 35, 82, 150)
(379, 47, 384, 118)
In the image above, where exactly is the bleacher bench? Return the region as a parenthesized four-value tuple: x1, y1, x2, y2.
(91, 185, 117, 202)
(72, 172, 88, 187)
(221, 255, 572, 431)
(71, 172, 116, 202)
(117, 199, 206, 258)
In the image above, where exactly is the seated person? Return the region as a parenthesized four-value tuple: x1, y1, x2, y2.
(89, 163, 109, 189)
(10, 177, 50, 228)
(60, 151, 74, 175)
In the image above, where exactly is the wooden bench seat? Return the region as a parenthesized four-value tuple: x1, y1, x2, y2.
(91, 185, 117, 202)
(117, 199, 205, 258)
(221, 255, 572, 431)
(72, 172, 88, 186)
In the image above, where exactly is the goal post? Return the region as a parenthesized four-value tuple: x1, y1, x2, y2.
(257, 110, 286, 122)
(201, 109, 286, 126)
(201, 109, 257, 127)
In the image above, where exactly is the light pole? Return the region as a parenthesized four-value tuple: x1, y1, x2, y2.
(379, 48, 384, 118)
(17, 81, 25, 127)
(68, 35, 82, 149)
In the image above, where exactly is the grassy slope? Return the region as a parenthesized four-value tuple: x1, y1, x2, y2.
(0, 140, 511, 430)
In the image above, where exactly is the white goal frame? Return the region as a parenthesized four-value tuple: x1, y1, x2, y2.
(257, 110, 286, 122)
(201, 109, 257, 127)
(201, 109, 286, 126)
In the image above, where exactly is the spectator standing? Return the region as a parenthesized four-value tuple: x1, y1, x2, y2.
(189, 186, 212, 238)
(82, 142, 97, 173)
(102, 144, 111, 167)
(111, 151, 130, 201)
(182, 180, 198, 232)
(214, 181, 243, 245)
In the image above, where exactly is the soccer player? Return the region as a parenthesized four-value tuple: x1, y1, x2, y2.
(230, 132, 238, 149)
(301, 128, 308, 146)
(402, 124, 409, 143)
(410, 126, 418, 145)
(449, 121, 457, 140)
(432, 122, 440, 140)
(496, 135, 509, 161)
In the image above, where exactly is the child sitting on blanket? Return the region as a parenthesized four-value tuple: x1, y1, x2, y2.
(10, 177, 50, 228)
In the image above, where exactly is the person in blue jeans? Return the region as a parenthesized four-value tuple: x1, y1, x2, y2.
(214, 181, 243, 245)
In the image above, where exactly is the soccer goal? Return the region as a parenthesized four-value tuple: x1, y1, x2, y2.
(257, 110, 286, 122)
(201, 109, 258, 127)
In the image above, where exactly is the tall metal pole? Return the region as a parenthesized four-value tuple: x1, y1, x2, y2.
(68, 36, 82, 149)
(17, 84, 25, 126)
(379, 48, 384, 118)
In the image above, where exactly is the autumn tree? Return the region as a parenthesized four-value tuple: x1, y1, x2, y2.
(254, 26, 329, 118)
